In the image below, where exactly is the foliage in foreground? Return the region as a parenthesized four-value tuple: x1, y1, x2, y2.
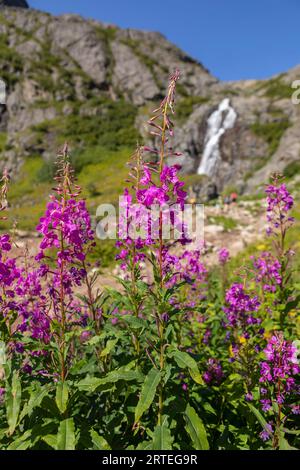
(0, 72, 299, 451)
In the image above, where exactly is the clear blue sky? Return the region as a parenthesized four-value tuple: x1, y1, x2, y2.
(29, 0, 300, 81)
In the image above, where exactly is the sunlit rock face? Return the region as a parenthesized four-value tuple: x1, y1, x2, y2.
(0, 1, 299, 197)
(0, 0, 29, 8)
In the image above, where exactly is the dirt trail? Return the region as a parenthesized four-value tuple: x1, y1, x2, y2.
(202, 200, 267, 264)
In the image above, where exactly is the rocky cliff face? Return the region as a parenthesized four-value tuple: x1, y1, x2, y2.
(173, 70, 300, 196)
(0, 4, 299, 197)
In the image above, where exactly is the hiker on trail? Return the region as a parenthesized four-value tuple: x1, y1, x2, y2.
(230, 192, 238, 204)
(223, 195, 231, 213)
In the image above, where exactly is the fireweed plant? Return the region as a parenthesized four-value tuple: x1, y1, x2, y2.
(0, 73, 299, 450)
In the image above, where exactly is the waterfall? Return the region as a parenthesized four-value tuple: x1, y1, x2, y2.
(197, 98, 237, 176)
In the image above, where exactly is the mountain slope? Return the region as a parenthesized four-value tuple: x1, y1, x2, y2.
(0, 3, 299, 205)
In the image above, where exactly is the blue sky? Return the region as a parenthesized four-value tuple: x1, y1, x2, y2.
(29, 0, 300, 81)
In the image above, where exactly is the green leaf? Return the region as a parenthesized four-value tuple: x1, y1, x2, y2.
(278, 430, 297, 450)
(100, 339, 118, 358)
(6, 371, 22, 436)
(184, 404, 209, 450)
(77, 369, 142, 392)
(57, 418, 76, 450)
(189, 367, 204, 385)
(55, 382, 69, 414)
(90, 430, 111, 450)
(42, 434, 57, 450)
(279, 435, 293, 450)
(247, 403, 268, 430)
(7, 430, 32, 450)
(136, 440, 153, 450)
(283, 428, 300, 435)
(152, 425, 172, 450)
(134, 368, 161, 424)
(0, 341, 6, 366)
(168, 349, 204, 385)
(19, 384, 51, 422)
(87, 335, 102, 346)
(120, 315, 147, 330)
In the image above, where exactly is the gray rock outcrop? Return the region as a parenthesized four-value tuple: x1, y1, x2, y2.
(0, 4, 299, 196)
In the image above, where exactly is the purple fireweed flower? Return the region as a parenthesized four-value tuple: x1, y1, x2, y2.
(80, 330, 92, 343)
(218, 247, 230, 265)
(259, 422, 273, 441)
(291, 405, 300, 415)
(36, 197, 94, 263)
(259, 332, 299, 416)
(261, 399, 272, 412)
(203, 328, 212, 345)
(140, 166, 152, 185)
(224, 283, 261, 330)
(161, 313, 169, 323)
(202, 358, 224, 385)
(0, 234, 11, 252)
(252, 252, 282, 293)
(182, 383, 188, 392)
(137, 186, 169, 207)
(265, 181, 294, 236)
(245, 392, 253, 402)
(116, 71, 192, 290)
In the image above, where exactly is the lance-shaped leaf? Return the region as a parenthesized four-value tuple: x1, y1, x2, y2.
(100, 339, 118, 358)
(42, 434, 57, 450)
(57, 418, 75, 450)
(152, 424, 173, 450)
(184, 404, 209, 450)
(168, 348, 204, 385)
(6, 371, 22, 436)
(19, 384, 51, 423)
(55, 381, 69, 414)
(134, 368, 161, 424)
(90, 430, 111, 450)
(278, 431, 297, 450)
(77, 369, 142, 392)
(7, 430, 32, 450)
(247, 403, 269, 429)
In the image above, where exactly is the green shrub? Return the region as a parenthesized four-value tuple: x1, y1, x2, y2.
(0, 33, 23, 84)
(176, 95, 209, 122)
(0, 132, 7, 153)
(260, 75, 292, 100)
(37, 159, 56, 182)
(87, 238, 117, 268)
(251, 118, 290, 156)
(208, 215, 238, 231)
(283, 161, 300, 179)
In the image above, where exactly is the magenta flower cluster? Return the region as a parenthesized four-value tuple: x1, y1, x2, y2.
(224, 283, 261, 329)
(0, 233, 50, 344)
(265, 182, 294, 236)
(259, 333, 299, 411)
(36, 197, 94, 263)
(202, 358, 224, 385)
(16, 267, 50, 344)
(252, 252, 282, 293)
(218, 247, 230, 265)
(136, 164, 186, 209)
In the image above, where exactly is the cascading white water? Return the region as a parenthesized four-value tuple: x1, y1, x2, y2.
(197, 98, 237, 176)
